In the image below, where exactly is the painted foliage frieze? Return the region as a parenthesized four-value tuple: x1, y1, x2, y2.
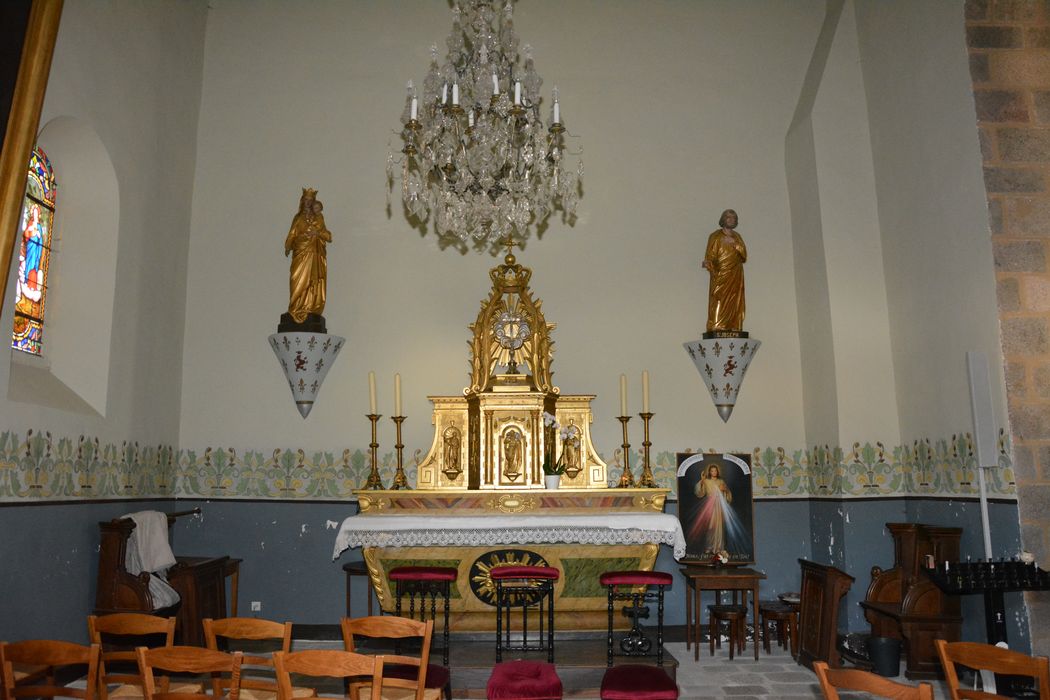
(0, 428, 1014, 502)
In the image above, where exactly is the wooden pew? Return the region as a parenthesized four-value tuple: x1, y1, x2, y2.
(93, 510, 229, 646)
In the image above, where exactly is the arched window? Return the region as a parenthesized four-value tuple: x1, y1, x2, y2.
(12, 147, 56, 356)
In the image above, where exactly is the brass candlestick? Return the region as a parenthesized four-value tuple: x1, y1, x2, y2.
(391, 416, 409, 490)
(638, 412, 656, 488)
(364, 413, 385, 490)
(616, 415, 635, 488)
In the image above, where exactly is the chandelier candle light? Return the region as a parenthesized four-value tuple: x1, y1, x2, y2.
(388, 1, 583, 248)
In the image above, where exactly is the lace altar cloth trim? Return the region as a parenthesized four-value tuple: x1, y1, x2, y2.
(332, 513, 686, 560)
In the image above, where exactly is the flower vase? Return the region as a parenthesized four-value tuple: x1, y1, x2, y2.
(544, 474, 561, 490)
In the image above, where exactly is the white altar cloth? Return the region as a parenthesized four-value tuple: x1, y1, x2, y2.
(332, 512, 687, 560)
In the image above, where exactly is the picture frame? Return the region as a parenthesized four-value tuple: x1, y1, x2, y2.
(676, 452, 755, 564)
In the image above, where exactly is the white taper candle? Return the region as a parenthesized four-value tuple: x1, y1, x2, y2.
(620, 374, 627, 416)
(368, 371, 377, 414)
(642, 370, 650, 413)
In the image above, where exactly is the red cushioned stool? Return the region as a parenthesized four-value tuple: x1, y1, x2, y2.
(389, 565, 457, 669)
(487, 660, 562, 700)
(491, 565, 559, 663)
(599, 570, 678, 700)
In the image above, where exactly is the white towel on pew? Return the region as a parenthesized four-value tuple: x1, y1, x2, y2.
(123, 510, 180, 609)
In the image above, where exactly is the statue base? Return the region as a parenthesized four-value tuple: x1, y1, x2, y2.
(703, 330, 749, 339)
(278, 313, 327, 334)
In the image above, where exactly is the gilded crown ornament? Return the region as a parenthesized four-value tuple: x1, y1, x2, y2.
(387, 1, 582, 251)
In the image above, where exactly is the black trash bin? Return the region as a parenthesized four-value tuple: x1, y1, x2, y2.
(867, 636, 902, 677)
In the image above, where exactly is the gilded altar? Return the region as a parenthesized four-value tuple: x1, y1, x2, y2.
(342, 253, 677, 631)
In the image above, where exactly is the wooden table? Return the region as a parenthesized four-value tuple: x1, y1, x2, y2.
(681, 565, 767, 660)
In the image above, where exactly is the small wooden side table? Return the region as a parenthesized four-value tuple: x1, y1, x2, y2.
(680, 565, 766, 661)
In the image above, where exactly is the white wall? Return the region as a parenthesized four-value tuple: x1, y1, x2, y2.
(180, 0, 824, 459)
(809, 0, 899, 445)
(0, 2, 208, 444)
(854, 0, 1006, 442)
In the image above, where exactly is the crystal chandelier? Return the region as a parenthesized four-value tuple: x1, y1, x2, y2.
(387, 1, 582, 250)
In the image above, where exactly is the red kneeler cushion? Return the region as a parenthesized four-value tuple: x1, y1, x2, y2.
(599, 571, 673, 587)
(388, 565, 458, 581)
(487, 661, 562, 700)
(490, 565, 560, 581)
(600, 665, 678, 700)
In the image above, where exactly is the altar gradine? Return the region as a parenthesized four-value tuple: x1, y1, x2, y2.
(341, 252, 674, 631)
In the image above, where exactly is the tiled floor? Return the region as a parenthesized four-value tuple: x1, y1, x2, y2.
(665, 643, 950, 700)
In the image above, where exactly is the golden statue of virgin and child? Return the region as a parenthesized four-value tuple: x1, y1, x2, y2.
(702, 208, 747, 337)
(279, 188, 331, 332)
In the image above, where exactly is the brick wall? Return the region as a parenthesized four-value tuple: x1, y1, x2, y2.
(966, 0, 1050, 654)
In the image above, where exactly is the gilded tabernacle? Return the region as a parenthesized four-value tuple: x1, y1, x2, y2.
(413, 252, 608, 491)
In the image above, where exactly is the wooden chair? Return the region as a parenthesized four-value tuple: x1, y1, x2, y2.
(813, 660, 933, 699)
(935, 639, 1050, 700)
(0, 641, 101, 700)
(202, 617, 314, 700)
(135, 646, 242, 700)
(88, 613, 200, 700)
(340, 617, 441, 700)
(272, 650, 378, 700)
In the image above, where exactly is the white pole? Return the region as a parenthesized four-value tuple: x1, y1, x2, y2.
(966, 351, 997, 559)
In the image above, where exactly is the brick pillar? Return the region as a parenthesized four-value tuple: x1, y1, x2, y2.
(966, 0, 1050, 654)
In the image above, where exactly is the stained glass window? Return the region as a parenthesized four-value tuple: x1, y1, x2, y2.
(12, 147, 56, 356)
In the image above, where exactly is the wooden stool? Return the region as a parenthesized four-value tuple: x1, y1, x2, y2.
(708, 604, 747, 659)
(342, 561, 375, 617)
(759, 600, 798, 656)
(388, 565, 457, 668)
(492, 565, 559, 663)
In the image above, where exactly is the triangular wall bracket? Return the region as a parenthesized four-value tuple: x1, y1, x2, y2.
(684, 335, 761, 422)
(269, 332, 345, 418)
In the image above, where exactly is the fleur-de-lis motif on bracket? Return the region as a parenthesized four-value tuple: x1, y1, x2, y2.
(294, 336, 302, 346)
(310, 380, 319, 394)
(699, 344, 707, 357)
(710, 382, 719, 397)
(688, 345, 696, 360)
(723, 383, 733, 399)
(314, 357, 325, 373)
(741, 342, 750, 355)
(282, 336, 291, 350)
(297, 378, 306, 392)
(704, 363, 713, 379)
(307, 336, 317, 350)
(713, 341, 722, 357)
(334, 341, 343, 352)
(270, 337, 279, 349)
(729, 342, 736, 351)
(280, 358, 288, 372)
(323, 337, 332, 352)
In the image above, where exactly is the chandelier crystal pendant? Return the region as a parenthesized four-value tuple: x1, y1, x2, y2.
(387, 1, 582, 249)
